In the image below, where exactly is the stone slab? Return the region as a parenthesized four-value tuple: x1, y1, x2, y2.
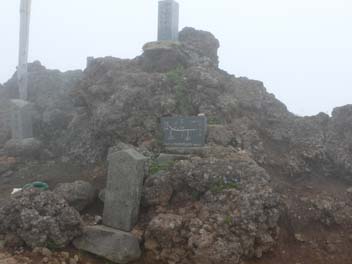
(161, 116, 207, 147)
(73, 225, 141, 264)
(164, 146, 210, 156)
(103, 148, 147, 232)
(156, 153, 190, 164)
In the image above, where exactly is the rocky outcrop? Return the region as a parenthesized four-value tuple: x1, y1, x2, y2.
(326, 105, 352, 180)
(54, 180, 97, 212)
(0, 189, 82, 248)
(143, 150, 280, 264)
(0, 61, 83, 156)
(179, 27, 220, 67)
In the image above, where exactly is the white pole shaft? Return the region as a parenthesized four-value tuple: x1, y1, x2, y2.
(18, 0, 32, 101)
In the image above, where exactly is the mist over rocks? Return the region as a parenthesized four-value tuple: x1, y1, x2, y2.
(0, 27, 352, 180)
(1, 26, 352, 264)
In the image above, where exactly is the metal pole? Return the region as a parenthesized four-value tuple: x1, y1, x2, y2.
(17, 0, 32, 101)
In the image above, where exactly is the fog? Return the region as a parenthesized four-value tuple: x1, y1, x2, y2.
(0, 0, 351, 116)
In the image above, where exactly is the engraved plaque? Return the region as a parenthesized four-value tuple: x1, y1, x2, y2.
(161, 116, 207, 147)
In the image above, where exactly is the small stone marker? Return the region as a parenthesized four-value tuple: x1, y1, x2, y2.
(10, 99, 33, 140)
(161, 116, 207, 147)
(158, 0, 179, 41)
(103, 148, 147, 232)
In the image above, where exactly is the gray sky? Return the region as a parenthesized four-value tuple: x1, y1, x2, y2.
(1, 0, 351, 116)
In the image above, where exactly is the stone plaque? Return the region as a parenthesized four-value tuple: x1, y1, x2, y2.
(161, 116, 207, 147)
(158, 0, 179, 41)
(103, 148, 147, 232)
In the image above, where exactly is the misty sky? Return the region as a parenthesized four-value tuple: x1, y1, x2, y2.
(0, 0, 351, 116)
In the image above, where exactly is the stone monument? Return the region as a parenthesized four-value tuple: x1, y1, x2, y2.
(74, 146, 145, 263)
(103, 148, 147, 232)
(158, 0, 179, 41)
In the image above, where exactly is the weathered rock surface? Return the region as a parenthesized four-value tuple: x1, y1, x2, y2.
(54, 180, 97, 212)
(143, 150, 280, 264)
(73, 225, 141, 264)
(0, 189, 82, 248)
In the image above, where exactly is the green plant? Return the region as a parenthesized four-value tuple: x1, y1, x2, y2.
(210, 179, 238, 194)
(224, 215, 233, 225)
(149, 160, 175, 175)
(46, 240, 60, 250)
(208, 116, 222, 125)
(191, 190, 201, 200)
(166, 66, 194, 115)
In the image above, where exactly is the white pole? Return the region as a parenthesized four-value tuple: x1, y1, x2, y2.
(17, 0, 32, 101)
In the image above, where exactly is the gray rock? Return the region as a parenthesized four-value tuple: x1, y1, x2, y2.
(156, 153, 190, 164)
(207, 125, 236, 146)
(54, 180, 97, 212)
(0, 189, 82, 248)
(140, 41, 189, 72)
(142, 171, 173, 207)
(164, 146, 210, 156)
(3, 138, 42, 158)
(103, 148, 147, 232)
(178, 27, 220, 67)
(73, 225, 141, 264)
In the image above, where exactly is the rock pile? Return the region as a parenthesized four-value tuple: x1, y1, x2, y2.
(0, 189, 82, 248)
(143, 150, 280, 264)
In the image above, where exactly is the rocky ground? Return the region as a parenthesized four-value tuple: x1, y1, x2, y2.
(1, 27, 352, 264)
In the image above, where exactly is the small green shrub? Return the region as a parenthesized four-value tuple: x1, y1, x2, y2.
(166, 66, 194, 115)
(210, 179, 238, 194)
(208, 116, 222, 125)
(149, 160, 175, 175)
(191, 190, 202, 200)
(224, 215, 233, 225)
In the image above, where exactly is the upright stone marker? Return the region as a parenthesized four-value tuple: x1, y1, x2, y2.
(10, 99, 33, 140)
(161, 116, 208, 147)
(103, 148, 147, 232)
(158, 0, 179, 41)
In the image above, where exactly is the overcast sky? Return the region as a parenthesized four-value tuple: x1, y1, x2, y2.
(0, 0, 351, 116)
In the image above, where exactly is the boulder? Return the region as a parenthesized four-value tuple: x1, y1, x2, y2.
(73, 225, 141, 264)
(0, 189, 82, 248)
(3, 138, 42, 158)
(140, 41, 189, 72)
(54, 180, 97, 212)
(207, 125, 236, 146)
(179, 27, 220, 67)
(142, 171, 173, 207)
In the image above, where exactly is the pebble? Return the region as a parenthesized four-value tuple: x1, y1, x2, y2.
(41, 247, 52, 257)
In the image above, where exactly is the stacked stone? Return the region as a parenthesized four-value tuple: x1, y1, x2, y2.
(74, 147, 147, 264)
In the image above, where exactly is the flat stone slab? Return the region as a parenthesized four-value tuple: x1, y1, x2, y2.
(73, 225, 141, 264)
(161, 116, 207, 147)
(156, 153, 190, 164)
(103, 148, 147, 232)
(164, 146, 210, 155)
